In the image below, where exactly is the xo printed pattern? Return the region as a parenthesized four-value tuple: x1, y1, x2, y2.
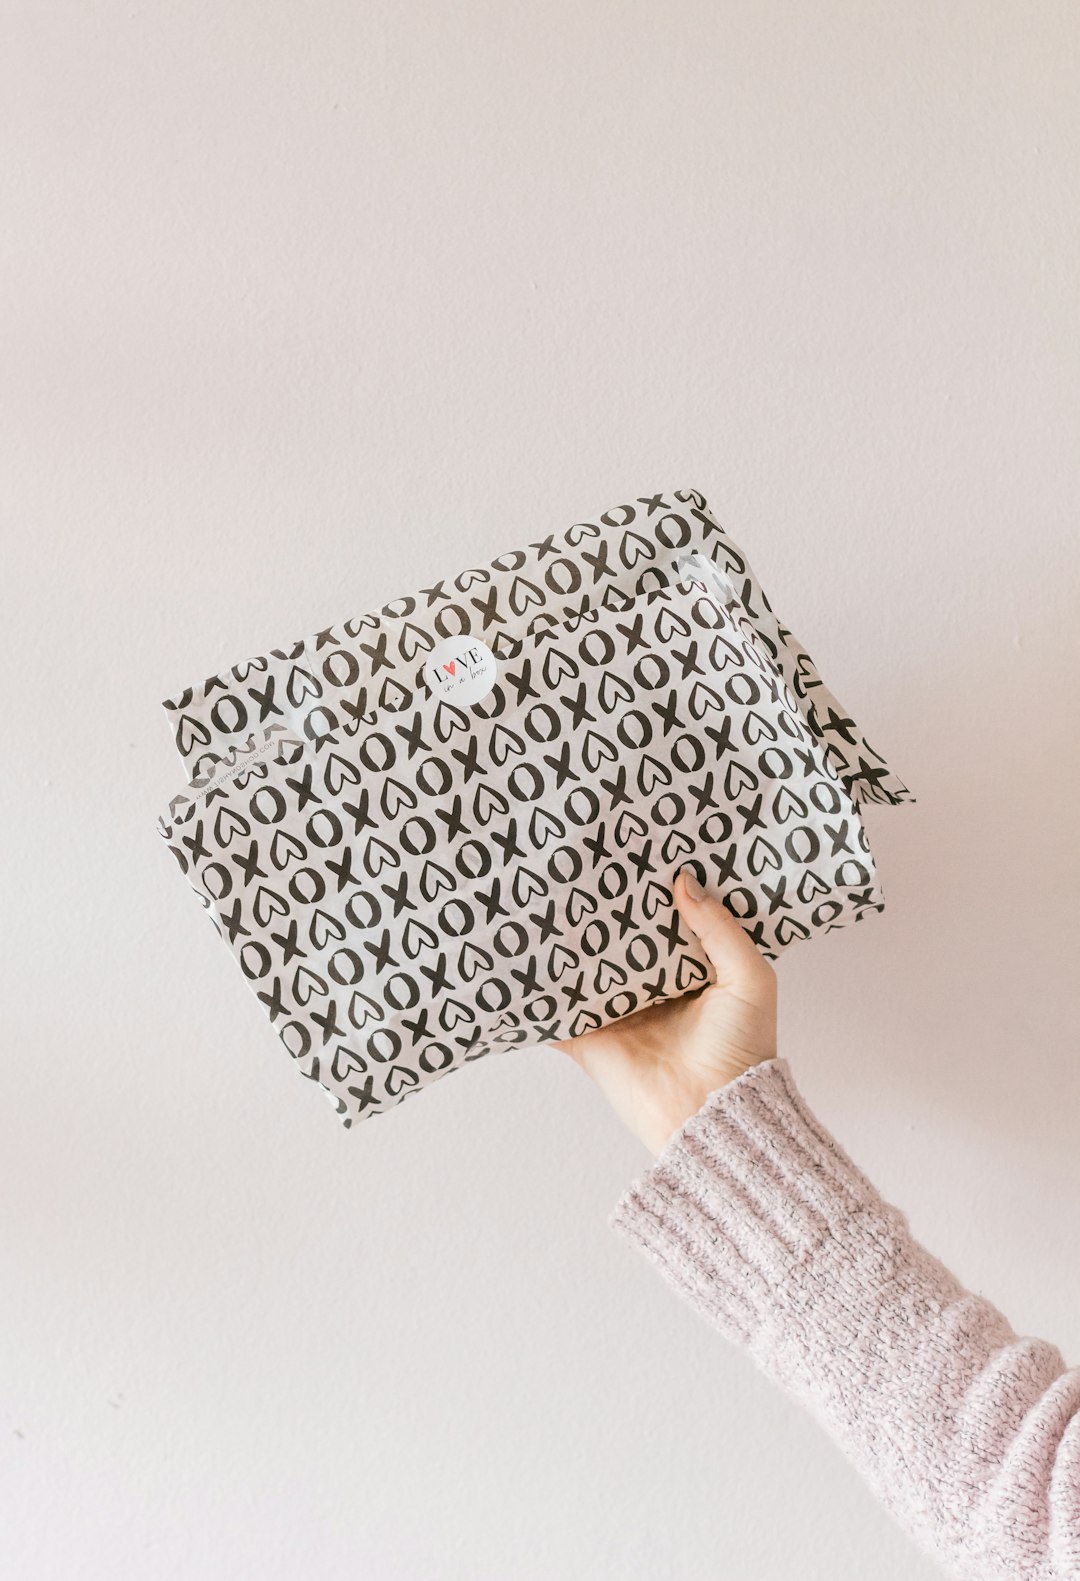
(158, 576, 899, 1128)
(161, 487, 913, 811)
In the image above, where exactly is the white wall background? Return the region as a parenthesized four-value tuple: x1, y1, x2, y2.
(3, 3, 1078, 1577)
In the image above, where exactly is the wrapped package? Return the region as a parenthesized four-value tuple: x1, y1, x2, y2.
(157, 488, 911, 1125)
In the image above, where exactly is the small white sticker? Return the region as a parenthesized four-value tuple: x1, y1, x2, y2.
(423, 636, 498, 707)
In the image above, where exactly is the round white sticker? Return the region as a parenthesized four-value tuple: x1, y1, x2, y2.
(422, 635, 498, 707)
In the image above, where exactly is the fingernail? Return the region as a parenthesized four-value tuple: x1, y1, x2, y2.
(681, 868, 705, 900)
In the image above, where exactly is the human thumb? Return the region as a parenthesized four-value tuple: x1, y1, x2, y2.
(675, 868, 774, 990)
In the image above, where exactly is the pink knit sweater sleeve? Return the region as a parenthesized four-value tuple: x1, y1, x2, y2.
(609, 1057, 1080, 1580)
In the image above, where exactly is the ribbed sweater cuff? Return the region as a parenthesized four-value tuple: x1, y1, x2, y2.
(608, 1057, 914, 1355)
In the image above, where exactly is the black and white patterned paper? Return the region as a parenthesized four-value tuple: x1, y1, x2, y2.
(157, 489, 911, 1126)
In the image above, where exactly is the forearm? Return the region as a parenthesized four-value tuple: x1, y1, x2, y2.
(610, 1059, 1080, 1580)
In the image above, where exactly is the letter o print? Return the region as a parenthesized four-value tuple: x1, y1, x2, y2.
(809, 781, 844, 815)
(279, 1020, 312, 1060)
(785, 825, 820, 864)
(835, 858, 871, 887)
(633, 653, 670, 690)
(671, 733, 705, 773)
(564, 787, 600, 828)
(322, 649, 360, 689)
(345, 890, 382, 929)
(437, 899, 475, 938)
(328, 948, 365, 986)
(597, 861, 628, 900)
(201, 861, 233, 900)
(524, 704, 561, 744)
(699, 811, 733, 844)
(548, 845, 583, 885)
(366, 1029, 400, 1064)
(210, 695, 248, 735)
(476, 978, 511, 1013)
(240, 941, 272, 980)
(617, 710, 653, 750)
(759, 747, 793, 781)
(652, 792, 686, 827)
(626, 932, 658, 971)
(433, 605, 471, 639)
(544, 557, 583, 596)
(580, 629, 615, 667)
(494, 921, 529, 958)
(384, 973, 420, 1011)
(417, 756, 452, 797)
(400, 817, 436, 857)
(655, 511, 691, 548)
(508, 763, 545, 803)
(726, 673, 760, 708)
(419, 1042, 454, 1073)
(306, 809, 343, 849)
(579, 919, 610, 957)
(455, 838, 491, 881)
(289, 867, 327, 905)
(250, 785, 287, 825)
(724, 886, 758, 919)
(358, 732, 396, 774)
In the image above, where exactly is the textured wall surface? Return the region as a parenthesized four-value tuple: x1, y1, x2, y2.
(3, 4, 1078, 1577)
